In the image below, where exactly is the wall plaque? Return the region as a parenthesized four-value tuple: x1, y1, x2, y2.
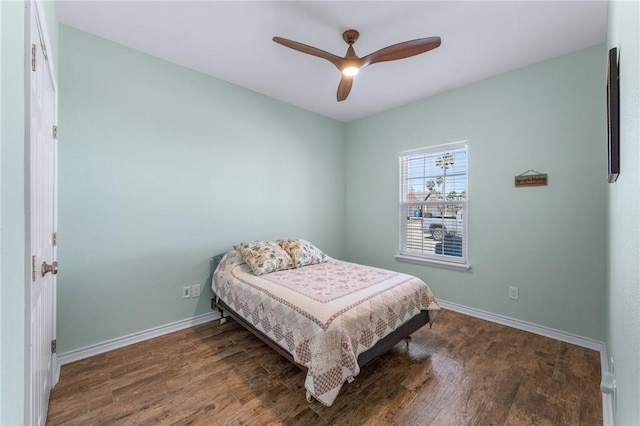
(515, 170, 547, 187)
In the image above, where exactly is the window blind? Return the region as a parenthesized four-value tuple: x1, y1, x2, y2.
(399, 142, 468, 265)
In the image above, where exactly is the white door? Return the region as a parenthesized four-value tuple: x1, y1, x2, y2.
(27, 1, 58, 425)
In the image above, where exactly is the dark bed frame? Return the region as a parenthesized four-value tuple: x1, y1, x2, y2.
(211, 296, 431, 370)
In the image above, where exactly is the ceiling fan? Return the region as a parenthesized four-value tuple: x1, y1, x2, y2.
(273, 29, 441, 102)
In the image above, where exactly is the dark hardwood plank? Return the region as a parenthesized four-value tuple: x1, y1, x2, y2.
(47, 310, 603, 426)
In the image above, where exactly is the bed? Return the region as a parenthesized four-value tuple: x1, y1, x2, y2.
(211, 239, 440, 407)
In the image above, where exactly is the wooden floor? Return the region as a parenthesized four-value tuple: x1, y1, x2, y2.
(47, 310, 603, 425)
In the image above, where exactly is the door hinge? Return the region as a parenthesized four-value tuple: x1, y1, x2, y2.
(32, 256, 36, 282)
(31, 43, 36, 71)
(52, 232, 57, 246)
(52, 125, 58, 140)
(51, 339, 57, 354)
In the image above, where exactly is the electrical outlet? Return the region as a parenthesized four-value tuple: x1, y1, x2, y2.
(191, 284, 201, 298)
(182, 286, 191, 299)
(508, 286, 519, 300)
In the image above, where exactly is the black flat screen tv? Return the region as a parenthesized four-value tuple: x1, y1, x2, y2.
(607, 47, 620, 183)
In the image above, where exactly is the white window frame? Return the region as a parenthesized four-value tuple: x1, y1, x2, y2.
(395, 141, 470, 271)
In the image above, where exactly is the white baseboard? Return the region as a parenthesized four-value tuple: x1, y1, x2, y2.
(438, 299, 612, 426)
(438, 300, 604, 350)
(598, 345, 614, 426)
(57, 312, 221, 366)
(52, 353, 60, 386)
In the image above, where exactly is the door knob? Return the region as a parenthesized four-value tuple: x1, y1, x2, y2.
(41, 261, 58, 277)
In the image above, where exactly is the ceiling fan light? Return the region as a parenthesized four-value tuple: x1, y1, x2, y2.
(342, 66, 359, 76)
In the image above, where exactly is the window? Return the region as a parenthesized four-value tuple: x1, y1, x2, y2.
(397, 142, 469, 269)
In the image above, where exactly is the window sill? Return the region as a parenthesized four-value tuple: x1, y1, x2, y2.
(395, 254, 471, 271)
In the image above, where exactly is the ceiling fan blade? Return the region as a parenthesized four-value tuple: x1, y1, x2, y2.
(337, 75, 353, 102)
(362, 36, 441, 67)
(273, 36, 344, 70)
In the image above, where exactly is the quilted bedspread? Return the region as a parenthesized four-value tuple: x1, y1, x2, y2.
(212, 252, 440, 406)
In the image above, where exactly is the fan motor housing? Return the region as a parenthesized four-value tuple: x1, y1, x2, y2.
(342, 29, 360, 45)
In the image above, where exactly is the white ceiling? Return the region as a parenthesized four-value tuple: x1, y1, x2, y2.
(56, 1, 607, 123)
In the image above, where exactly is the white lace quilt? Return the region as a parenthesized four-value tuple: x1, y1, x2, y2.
(212, 251, 440, 406)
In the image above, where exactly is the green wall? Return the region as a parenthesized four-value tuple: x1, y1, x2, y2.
(345, 45, 608, 341)
(0, 2, 26, 424)
(1, 2, 3, 417)
(57, 26, 346, 353)
(606, 1, 640, 424)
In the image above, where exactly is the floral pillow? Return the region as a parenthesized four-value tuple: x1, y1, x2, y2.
(277, 238, 328, 268)
(233, 241, 293, 276)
